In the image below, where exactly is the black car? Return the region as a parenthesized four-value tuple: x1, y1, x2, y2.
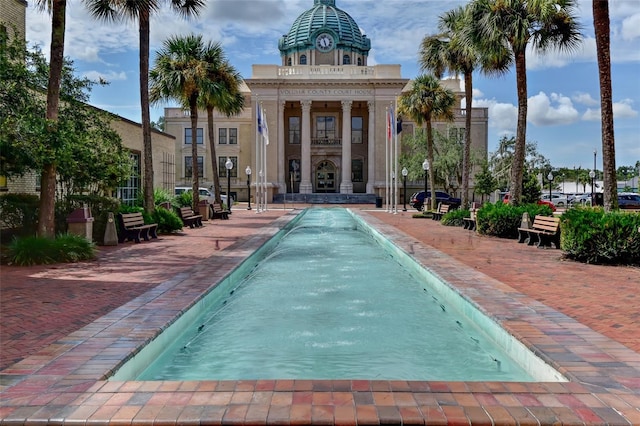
(409, 190, 461, 211)
(618, 193, 640, 209)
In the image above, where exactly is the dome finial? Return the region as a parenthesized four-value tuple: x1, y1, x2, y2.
(314, 0, 336, 6)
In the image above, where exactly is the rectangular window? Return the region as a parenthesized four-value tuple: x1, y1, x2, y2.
(184, 128, 203, 144)
(219, 128, 227, 144)
(185, 156, 204, 178)
(218, 128, 238, 145)
(289, 117, 301, 144)
(316, 116, 336, 139)
(117, 152, 140, 206)
(351, 116, 363, 144)
(352, 159, 363, 182)
(448, 127, 465, 144)
(218, 156, 238, 178)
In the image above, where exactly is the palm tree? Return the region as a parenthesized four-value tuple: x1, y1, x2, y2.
(83, 0, 205, 214)
(34, 0, 67, 238)
(398, 74, 456, 211)
(593, 0, 617, 211)
(149, 34, 211, 212)
(468, 0, 581, 205)
(199, 50, 245, 208)
(420, 5, 510, 209)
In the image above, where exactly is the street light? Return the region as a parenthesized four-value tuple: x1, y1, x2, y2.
(589, 169, 596, 205)
(225, 157, 233, 213)
(401, 167, 408, 211)
(245, 166, 252, 210)
(422, 159, 429, 211)
(547, 171, 554, 202)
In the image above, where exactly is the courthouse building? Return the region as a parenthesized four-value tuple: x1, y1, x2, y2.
(167, 0, 490, 203)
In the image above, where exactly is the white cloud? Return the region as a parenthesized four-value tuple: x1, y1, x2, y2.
(528, 92, 580, 126)
(573, 92, 599, 106)
(83, 70, 127, 83)
(621, 13, 640, 41)
(474, 98, 518, 135)
(582, 98, 639, 121)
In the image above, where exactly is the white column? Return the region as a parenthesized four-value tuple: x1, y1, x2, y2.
(366, 100, 375, 194)
(278, 100, 286, 193)
(300, 100, 313, 194)
(340, 100, 353, 194)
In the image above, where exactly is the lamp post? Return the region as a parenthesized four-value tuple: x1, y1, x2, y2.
(401, 167, 408, 211)
(547, 171, 554, 202)
(245, 166, 252, 210)
(561, 173, 565, 193)
(589, 169, 595, 205)
(422, 159, 429, 211)
(225, 157, 233, 213)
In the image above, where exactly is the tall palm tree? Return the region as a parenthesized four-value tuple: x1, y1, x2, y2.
(83, 0, 205, 214)
(593, 0, 617, 211)
(468, 0, 581, 205)
(199, 48, 245, 207)
(34, 0, 67, 238)
(420, 5, 510, 209)
(149, 34, 211, 212)
(398, 74, 456, 211)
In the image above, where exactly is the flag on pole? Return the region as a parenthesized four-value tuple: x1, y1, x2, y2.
(257, 103, 263, 135)
(387, 107, 394, 142)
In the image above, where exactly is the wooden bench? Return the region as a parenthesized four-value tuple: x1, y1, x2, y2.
(178, 207, 203, 228)
(463, 209, 477, 230)
(517, 215, 561, 249)
(117, 212, 158, 243)
(211, 202, 229, 220)
(432, 203, 450, 221)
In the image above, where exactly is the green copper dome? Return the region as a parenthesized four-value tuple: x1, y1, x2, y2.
(279, 0, 371, 57)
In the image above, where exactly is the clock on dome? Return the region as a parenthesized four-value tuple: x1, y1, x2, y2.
(315, 33, 334, 52)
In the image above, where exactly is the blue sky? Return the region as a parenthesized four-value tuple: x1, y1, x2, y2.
(26, 0, 640, 170)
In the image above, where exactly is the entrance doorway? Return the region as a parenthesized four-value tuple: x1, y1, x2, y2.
(315, 161, 337, 193)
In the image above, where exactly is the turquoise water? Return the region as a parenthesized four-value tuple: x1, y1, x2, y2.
(137, 208, 535, 381)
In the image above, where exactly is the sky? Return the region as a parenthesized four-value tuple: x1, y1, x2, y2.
(25, 0, 640, 171)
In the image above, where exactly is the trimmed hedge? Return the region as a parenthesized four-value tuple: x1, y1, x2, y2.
(441, 208, 469, 227)
(476, 202, 553, 239)
(561, 207, 640, 265)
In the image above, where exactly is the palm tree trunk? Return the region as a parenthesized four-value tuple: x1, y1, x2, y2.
(190, 98, 200, 212)
(509, 50, 528, 206)
(593, 0, 617, 211)
(462, 71, 473, 208)
(38, 0, 66, 238)
(207, 106, 223, 205)
(426, 118, 436, 211)
(139, 8, 155, 214)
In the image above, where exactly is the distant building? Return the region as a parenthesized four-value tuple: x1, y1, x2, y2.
(164, 0, 488, 204)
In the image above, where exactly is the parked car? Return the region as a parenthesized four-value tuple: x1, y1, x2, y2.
(174, 187, 231, 206)
(540, 193, 569, 207)
(618, 193, 640, 209)
(409, 190, 461, 211)
(503, 192, 556, 211)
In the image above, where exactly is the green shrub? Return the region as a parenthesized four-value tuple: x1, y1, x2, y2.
(8, 233, 96, 266)
(153, 207, 184, 233)
(0, 193, 39, 236)
(174, 191, 192, 208)
(476, 202, 553, 239)
(441, 208, 469, 227)
(561, 207, 640, 265)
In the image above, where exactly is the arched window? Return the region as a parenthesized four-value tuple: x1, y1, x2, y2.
(300, 54, 307, 65)
(357, 57, 362, 66)
(343, 55, 351, 65)
(287, 57, 292, 66)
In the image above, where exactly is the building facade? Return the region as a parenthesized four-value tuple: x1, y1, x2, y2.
(165, 0, 489, 203)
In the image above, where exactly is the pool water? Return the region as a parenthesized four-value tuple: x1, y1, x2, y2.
(136, 208, 537, 381)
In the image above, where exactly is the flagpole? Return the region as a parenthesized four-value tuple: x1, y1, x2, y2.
(384, 107, 389, 212)
(255, 100, 261, 213)
(394, 97, 399, 214)
(263, 106, 268, 212)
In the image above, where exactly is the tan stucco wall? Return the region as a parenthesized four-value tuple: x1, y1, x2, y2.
(0, 0, 27, 41)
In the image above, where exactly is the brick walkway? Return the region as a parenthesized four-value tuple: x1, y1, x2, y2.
(1, 205, 639, 425)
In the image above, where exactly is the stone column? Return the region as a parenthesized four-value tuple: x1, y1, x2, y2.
(366, 100, 375, 194)
(278, 100, 286, 193)
(300, 100, 313, 193)
(340, 100, 353, 194)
